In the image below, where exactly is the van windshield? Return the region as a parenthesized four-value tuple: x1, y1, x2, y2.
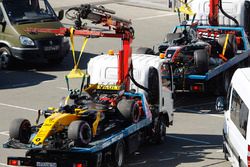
(3, 0, 58, 24)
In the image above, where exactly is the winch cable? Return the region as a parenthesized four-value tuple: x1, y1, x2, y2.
(218, 0, 239, 26)
(129, 61, 150, 93)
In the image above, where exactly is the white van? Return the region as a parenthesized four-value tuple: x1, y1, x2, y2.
(190, 0, 250, 33)
(220, 67, 250, 167)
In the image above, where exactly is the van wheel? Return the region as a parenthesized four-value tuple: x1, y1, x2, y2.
(0, 47, 14, 69)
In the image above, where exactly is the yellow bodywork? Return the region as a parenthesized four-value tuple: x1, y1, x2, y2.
(32, 113, 80, 145)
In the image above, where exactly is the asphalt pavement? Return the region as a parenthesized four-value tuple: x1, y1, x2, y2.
(0, 1, 231, 167)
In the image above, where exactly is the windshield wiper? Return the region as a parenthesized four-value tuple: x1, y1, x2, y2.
(14, 19, 36, 24)
(40, 17, 56, 22)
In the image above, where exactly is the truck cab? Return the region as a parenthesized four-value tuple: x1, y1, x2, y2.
(0, 0, 70, 69)
(88, 53, 174, 128)
(190, 0, 250, 35)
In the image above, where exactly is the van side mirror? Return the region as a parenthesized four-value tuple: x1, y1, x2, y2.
(58, 10, 64, 21)
(215, 96, 225, 112)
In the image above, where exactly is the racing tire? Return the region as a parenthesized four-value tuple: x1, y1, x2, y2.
(218, 34, 237, 59)
(68, 120, 92, 146)
(165, 33, 182, 42)
(0, 47, 14, 69)
(110, 140, 125, 167)
(9, 118, 31, 144)
(117, 99, 141, 123)
(135, 47, 155, 55)
(194, 49, 209, 74)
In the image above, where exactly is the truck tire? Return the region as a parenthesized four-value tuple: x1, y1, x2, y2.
(9, 118, 31, 144)
(194, 49, 209, 74)
(0, 47, 14, 69)
(148, 67, 159, 104)
(154, 116, 166, 144)
(218, 34, 237, 59)
(117, 99, 140, 123)
(114, 140, 125, 167)
(135, 47, 155, 55)
(68, 120, 92, 146)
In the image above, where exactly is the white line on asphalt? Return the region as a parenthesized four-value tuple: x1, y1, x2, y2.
(176, 108, 224, 118)
(42, 80, 56, 83)
(0, 162, 14, 167)
(128, 161, 146, 166)
(0, 131, 9, 136)
(167, 135, 211, 145)
(56, 87, 68, 90)
(216, 149, 223, 153)
(177, 102, 215, 108)
(158, 157, 175, 161)
(133, 13, 176, 21)
(0, 102, 37, 112)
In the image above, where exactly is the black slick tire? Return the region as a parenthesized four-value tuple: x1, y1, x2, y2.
(9, 118, 31, 144)
(194, 49, 209, 74)
(68, 120, 92, 146)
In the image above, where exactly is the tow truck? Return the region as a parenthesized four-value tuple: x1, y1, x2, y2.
(137, 0, 250, 95)
(3, 4, 174, 167)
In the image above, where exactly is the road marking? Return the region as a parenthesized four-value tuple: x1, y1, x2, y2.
(128, 161, 146, 166)
(158, 157, 175, 161)
(0, 131, 9, 136)
(56, 87, 68, 90)
(42, 80, 56, 83)
(167, 135, 211, 145)
(0, 102, 37, 112)
(133, 13, 176, 21)
(177, 102, 215, 108)
(176, 108, 224, 118)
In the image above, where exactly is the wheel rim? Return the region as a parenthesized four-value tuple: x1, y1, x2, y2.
(20, 120, 31, 143)
(79, 122, 91, 145)
(0, 51, 9, 69)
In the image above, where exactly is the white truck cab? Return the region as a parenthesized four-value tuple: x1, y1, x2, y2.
(221, 67, 250, 167)
(87, 53, 174, 126)
(190, 0, 250, 33)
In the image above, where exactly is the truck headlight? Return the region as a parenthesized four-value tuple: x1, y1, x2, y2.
(20, 36, 35, 46)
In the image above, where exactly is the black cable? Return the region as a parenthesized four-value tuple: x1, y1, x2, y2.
(129, 62, 150, 93)
(218, 0, 239, 26)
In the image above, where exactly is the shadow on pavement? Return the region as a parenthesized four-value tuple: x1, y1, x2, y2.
(0, 52, 97, 89)
(9, 52, 98, 72)
(125, 134, 226, 167)
(0, 70, 56, 89)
